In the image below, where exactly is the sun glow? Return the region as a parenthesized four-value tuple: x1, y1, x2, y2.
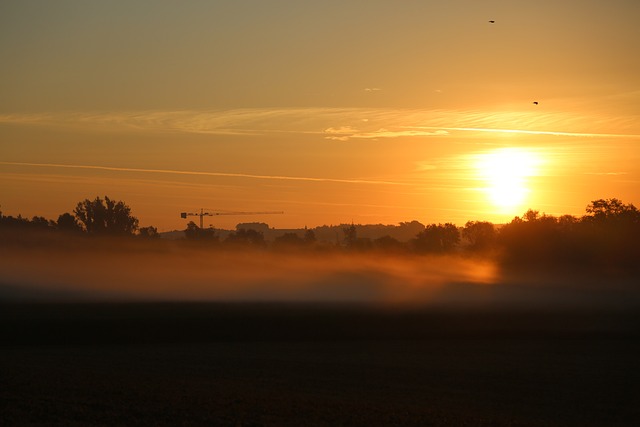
(474, 148, 542, 213)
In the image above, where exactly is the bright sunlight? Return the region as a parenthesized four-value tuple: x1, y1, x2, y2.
(474, 147, 542, 213)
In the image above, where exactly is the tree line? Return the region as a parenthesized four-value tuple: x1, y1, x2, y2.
(0, 196, 158, 238)
(1, 196, 639, 274)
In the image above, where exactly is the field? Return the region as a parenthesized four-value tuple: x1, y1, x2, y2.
(2, 302, 639, 426)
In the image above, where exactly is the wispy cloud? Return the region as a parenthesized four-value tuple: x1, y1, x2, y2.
(1, 107, 638, 140)
(0, 161, 407, 186)
(584, 171, 628, 176)
(414, 162, 438, 172)
(324, 127, 448, 141)
(405, 126, 640, 139)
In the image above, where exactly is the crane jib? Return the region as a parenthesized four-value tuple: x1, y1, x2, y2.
(180, 209, 283, 228)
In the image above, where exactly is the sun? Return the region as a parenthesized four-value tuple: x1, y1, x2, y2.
(474, 148, 541, 213)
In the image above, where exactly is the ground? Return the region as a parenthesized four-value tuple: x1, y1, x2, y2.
(1, 303, 639, 426)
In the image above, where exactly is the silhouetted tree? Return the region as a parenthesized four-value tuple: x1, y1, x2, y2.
(57, 212, 81, 233)
(343, 224, 357, 248)
(303, 229, 316, 245)
(397, 221, 426, 240)
(498, 212, 558, 262)
(0, 214, 56, 231)
(0, 214, 29, 230)
(558, 214, 579, 229)
(413, 223, 460, 253)
(491, 200, 640, 275)
(273, 232, 304, 249)
(462, 221, 496, 251)
(236, 222, 270, 233)
(522, 209, 540, 222)
(74, 196, 139, 236)
(581, 198, 640, 272)
(30, 216, 53, 230)
(184, 221, 199, 239)
(584, 198, 639, 224)
(225, 228, 265, 247)
(138, 226, 160, 239)
(373, 235, 405, 252)
(184, 221, 217, 241)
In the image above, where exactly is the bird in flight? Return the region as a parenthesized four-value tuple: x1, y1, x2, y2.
(489, 20, 495, 23)
(533, 101, 539, 105)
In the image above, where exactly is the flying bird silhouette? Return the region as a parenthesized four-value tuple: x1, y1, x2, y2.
(533, 101, 539, 105)
(489, 20, 495, 23)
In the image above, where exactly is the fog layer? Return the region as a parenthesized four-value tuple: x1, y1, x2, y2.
(1, 238, 638, 309)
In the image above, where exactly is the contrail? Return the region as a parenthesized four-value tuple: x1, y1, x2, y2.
(406, 126, 640, 139)
(0, 161, 406, 186)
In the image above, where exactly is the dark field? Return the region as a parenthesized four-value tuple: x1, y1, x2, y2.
(2, 302, 639, 426)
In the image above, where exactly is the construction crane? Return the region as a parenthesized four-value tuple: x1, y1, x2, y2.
(180, 208, 284, 229)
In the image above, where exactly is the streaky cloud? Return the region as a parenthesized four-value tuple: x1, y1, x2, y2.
(324, 127, 449, 141)
(584, 171, 628, 176)
(1, 107, 638, 140)
(0, 161, 407, 186)
(405, 126, 640, 139)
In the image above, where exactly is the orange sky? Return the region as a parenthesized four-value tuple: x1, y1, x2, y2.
(1, 1, 639, 231)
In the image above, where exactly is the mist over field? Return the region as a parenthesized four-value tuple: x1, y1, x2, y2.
(1, 236, 637, 309)
(2, 212, 639, 427)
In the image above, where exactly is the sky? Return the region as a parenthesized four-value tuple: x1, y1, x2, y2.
(1, 0, 639, 231)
